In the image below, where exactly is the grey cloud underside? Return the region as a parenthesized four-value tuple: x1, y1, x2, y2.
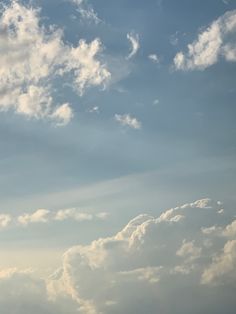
(1, 199, 236, 314)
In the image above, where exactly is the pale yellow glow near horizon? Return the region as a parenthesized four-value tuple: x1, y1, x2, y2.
(0, 249, 64, 276)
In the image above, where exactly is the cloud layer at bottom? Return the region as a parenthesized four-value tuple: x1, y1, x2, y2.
(1, 198, 236, 314)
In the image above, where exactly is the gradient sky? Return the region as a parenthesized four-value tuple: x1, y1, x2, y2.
(0, 1, 236, 313)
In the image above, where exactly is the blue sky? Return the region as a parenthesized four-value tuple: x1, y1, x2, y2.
(0, 1, 236, 313)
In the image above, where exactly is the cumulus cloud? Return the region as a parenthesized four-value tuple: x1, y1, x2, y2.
(14, 208, 109, 227)
(0, 1, 110, 124)
(50, 198, 236, 314)
(18, 209, 50, 226)
(2, 198, 236, 313)
(176, 239, 202, 262)
(0, 214, 11, 228)
(202, 240, 236, 285)
(127, 32, 140, 59)
(51, 103, 74, 126)
(174, 10, 236, 70)
(223, 220, 236, 237)
(115, 113, 141, 129)
(66, 38, 110, 95)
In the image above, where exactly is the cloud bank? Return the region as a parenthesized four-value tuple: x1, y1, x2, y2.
(174, 10, 236, 70)
(53, 198, 236, 313)
(2, 198, 236, 314)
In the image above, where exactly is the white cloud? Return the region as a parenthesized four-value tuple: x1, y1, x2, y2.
(17, 85, 52, 118)
(18, 209, 50, 226)
(202, 240, 236, 285)
(127, 32, 140, 59)
(71, 0, 101, 24)
(49, 198, 236, 314)
(54, 208, 93, 222)
(54, 208, 109, 222)
(115, 113, 141, 129)
(66, 38, 110, 95)
(15, 208, 109, 226)
(51, 103, 74, 126)
(148, 54, 160, 63)
(222, 43, 236, 61)
(88, 106, 99, 113)
(0, 214, 11, 228)
(176, 239, 202, 262)
(0, 1, 110, 124)
(2, 199, 236, 313)
(174, 10, 236, 70)
(222, 220, 236, 237)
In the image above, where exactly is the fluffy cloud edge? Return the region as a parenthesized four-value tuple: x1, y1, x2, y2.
(1, 198, 236, 314)
(174, 10, 236, 70)
(0, 1, 110, 125)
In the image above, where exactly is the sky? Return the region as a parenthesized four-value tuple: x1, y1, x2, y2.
(0, 0, 236, 313)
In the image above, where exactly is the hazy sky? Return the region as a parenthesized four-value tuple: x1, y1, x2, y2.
(0, 0, 236, 313)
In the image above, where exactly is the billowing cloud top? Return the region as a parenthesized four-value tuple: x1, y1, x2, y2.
(2, 199, 236, 314)
(0, 1, 236, 314)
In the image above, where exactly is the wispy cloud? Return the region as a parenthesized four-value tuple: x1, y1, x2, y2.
(71, 0, 101, 24)
(148, 54, 160, 63)
(88, 106, 100, 114)
(127, 32, 140, 59)
(115, 113, 142, 129)
(153, 98, 160, 105)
